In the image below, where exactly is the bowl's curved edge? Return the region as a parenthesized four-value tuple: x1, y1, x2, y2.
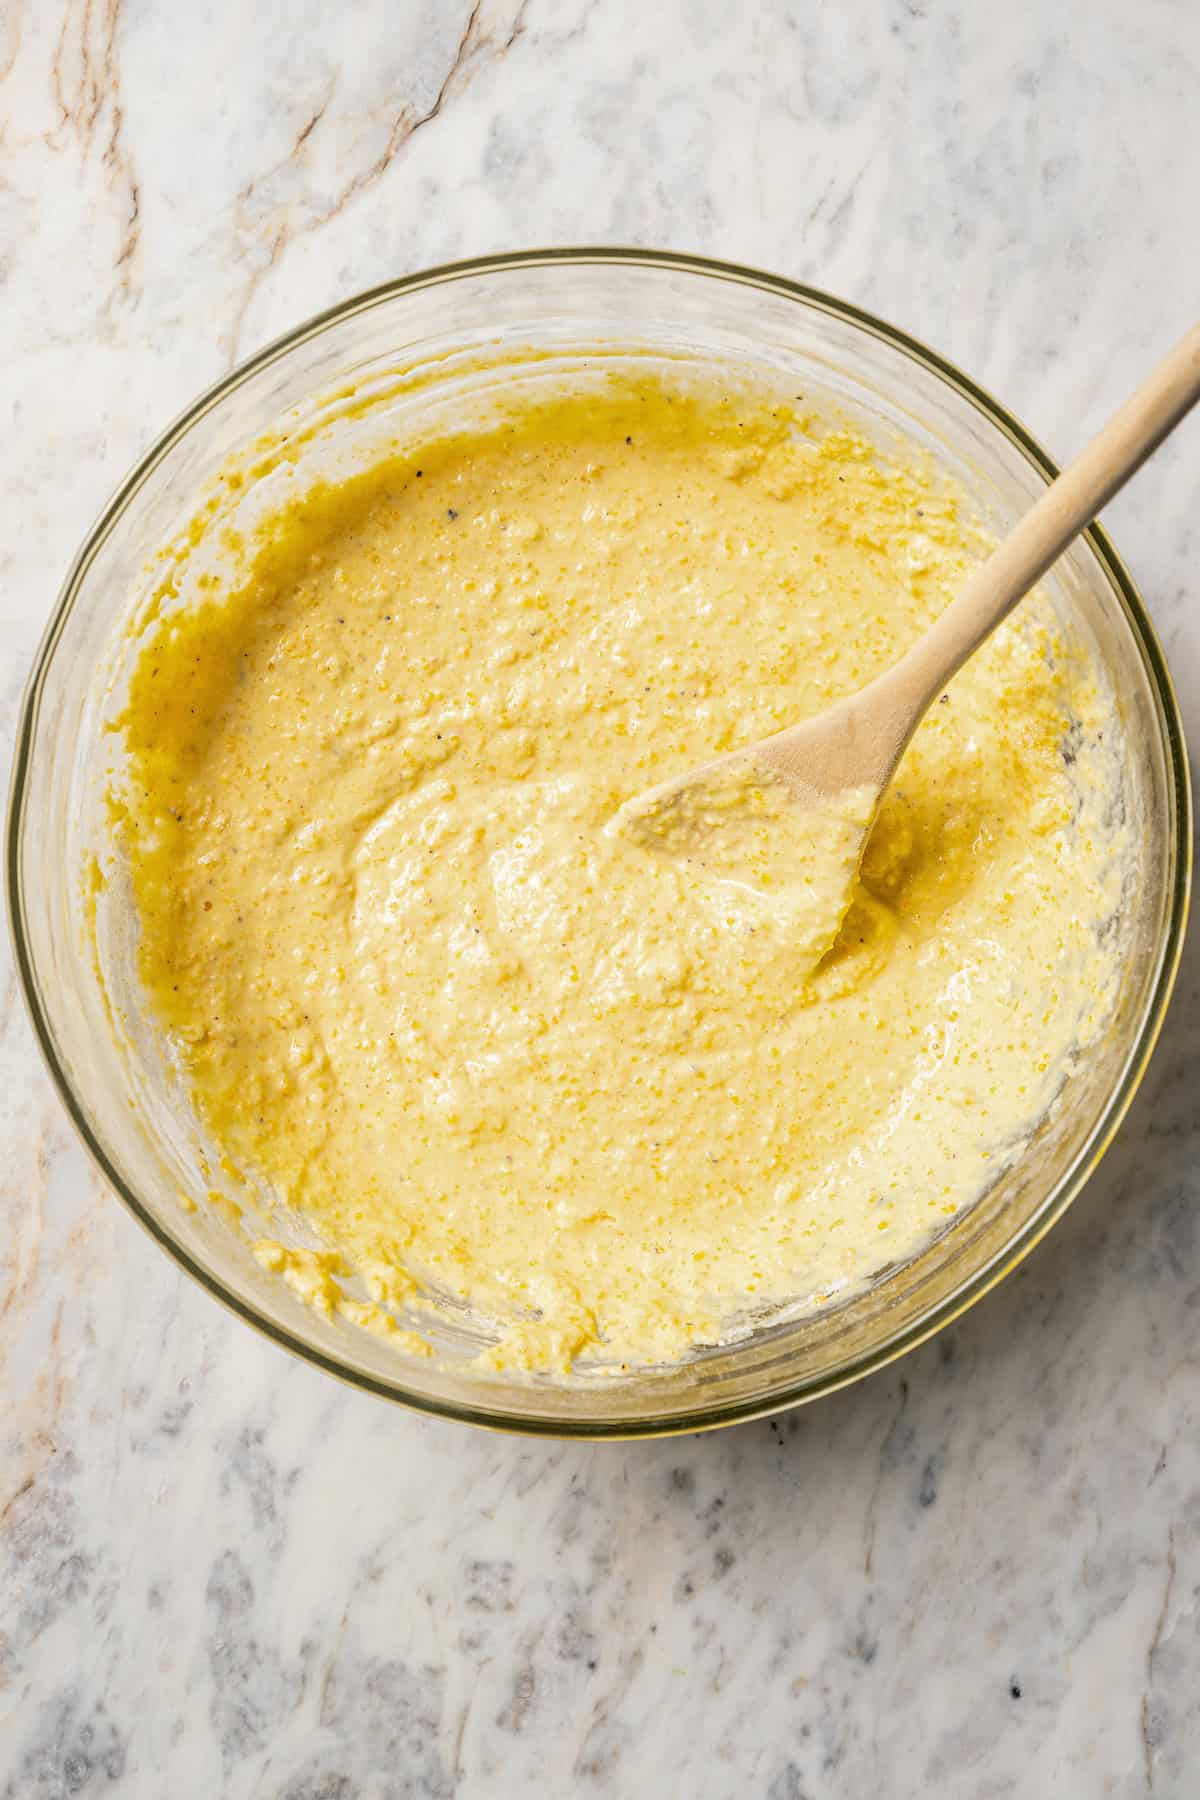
(5, 246, 1192, 1438)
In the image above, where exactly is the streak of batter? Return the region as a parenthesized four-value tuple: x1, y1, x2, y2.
(117, 378, 1124, 1369)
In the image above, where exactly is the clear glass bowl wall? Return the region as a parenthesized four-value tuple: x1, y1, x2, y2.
(9, 253, 1189, 1435)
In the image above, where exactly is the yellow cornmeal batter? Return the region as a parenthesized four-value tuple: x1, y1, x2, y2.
(617, 762, 879, 974)
(116, 377, 1122, 1370)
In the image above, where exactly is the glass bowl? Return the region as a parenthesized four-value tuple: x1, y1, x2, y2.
(7, 250, 1191, 1437)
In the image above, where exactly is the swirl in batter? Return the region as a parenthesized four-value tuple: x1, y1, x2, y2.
(116, 377, 1125, 1369)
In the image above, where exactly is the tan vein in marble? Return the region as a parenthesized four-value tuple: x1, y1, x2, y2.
(0, 1, 21, 91)
(0, 1110, 48, 1326)
(223, 0, 530, 366)
(49, 0, 140, 292)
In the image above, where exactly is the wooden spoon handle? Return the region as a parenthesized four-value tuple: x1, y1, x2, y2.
(881, 321, 1200, 722)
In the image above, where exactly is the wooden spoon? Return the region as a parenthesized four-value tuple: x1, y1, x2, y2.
(619, 322, 1200, 958)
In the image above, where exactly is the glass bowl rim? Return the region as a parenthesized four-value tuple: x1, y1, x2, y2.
(6, 246, 1192, 1439)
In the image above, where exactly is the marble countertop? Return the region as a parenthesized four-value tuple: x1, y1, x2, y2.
(3, 2, 1199, 1794)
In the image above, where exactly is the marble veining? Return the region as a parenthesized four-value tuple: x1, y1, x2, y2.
(2, 1, 1199, 1794)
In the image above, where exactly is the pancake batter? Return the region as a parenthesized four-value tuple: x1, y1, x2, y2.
(116, 377, 1123, 1369)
